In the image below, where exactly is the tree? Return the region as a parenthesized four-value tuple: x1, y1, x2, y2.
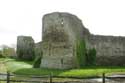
(2, 47, 16, 58)
(0, 50, 4, 58)
(0, 45, 16, 58)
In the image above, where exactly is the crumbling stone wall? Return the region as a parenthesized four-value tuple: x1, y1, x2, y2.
(17, 12, 125, 68)
(88, 35, 125, 66)
(41, 12, 90, 69)
(17, 36, 35, 60)
(41, 12, 125, 68)
(35, 42, 43, 57)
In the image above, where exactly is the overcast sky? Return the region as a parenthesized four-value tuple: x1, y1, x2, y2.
(0, 0, 125, 46)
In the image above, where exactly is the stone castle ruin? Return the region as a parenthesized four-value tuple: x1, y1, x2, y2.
(17, 12, 125, 69)
(17, 36, 35, 60)
(41, 12, 90, 69)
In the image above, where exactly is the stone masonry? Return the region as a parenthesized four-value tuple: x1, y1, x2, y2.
(88, 35, 125, 66)
(17, 12, 125, 69)
(40, 12, 125, 69)
(41, 12, 90, 69)
(17, 36, 35, 60)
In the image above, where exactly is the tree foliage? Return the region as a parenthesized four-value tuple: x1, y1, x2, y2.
(0, 50, 4, 58)
(0, 45, 16, 58)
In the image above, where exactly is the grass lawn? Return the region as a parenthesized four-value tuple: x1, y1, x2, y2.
(0, 58, 125, 78)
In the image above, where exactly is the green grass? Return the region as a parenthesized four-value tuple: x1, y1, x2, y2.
(0, 58, 125, 78)
(0, 58, 32, 72)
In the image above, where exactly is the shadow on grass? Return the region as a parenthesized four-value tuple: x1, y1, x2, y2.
(13, 66, 125, 78)
(13, 68, 65, 76)
(12, 58, 34, 65)
(13, 68, 99, 78)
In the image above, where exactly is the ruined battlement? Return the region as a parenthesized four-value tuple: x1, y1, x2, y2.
(41, 12, 90, 69)
(17, 12, 125, 69)
(88, 35, 125, 66)
(40, 12, 125, 68)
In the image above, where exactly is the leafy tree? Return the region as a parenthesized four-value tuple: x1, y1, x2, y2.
(0, 50, 4, 58)
(0, 45, 16, 58)
(2, 47, 16, 58)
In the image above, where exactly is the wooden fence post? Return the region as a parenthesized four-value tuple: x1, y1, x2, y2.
(49, 72, 53, 83)
(102, 73, 105, 83)
(7, 72, 10, 83)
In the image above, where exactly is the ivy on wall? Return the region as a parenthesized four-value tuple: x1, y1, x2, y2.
(76, 39, 96, 68)
(33, 51, 43, 68)
(76, 39, 86, 68)
(86, 48, 96, 66)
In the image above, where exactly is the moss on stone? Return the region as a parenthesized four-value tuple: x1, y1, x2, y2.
(76, 39, 86, 68)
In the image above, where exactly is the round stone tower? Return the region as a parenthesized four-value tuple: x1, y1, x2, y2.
(41, 12, 90, 69)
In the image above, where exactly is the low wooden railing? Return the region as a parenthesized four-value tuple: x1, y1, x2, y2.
(0, 72, 125, 83)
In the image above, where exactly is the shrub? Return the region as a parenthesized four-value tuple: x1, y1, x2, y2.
(76, 39, 86, 68)
(33, 51, 43, 68)
(0, 50, 4, 58)
(86, 48, 96, 66)
(1, 46, 16, 58)
(76, 39, 97, 67)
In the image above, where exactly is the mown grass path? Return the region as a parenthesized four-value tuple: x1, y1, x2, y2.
(0, 60, 7, 82)
(0, 58, 125, 78)
(0, 61, 7, 73)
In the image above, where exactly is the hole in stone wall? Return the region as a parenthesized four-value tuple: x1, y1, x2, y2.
(61, 21, 64, 25)
(61, 19, 64, 26)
